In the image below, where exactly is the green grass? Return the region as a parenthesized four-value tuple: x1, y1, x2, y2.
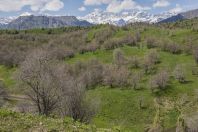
(67, 49, 113, 64)
(67, 45, 198, 131)
(0, 66, 15, 90)
(88, 87, 155, 131)
(114, 30, 131, 38)
(68, 45, 147, 64)
(141, 26, 198, 45)
(1, 22, 198, 131)
(158, 52, 197, 97)
(1, 45, 198, 131)
(0, 109, 104, 131)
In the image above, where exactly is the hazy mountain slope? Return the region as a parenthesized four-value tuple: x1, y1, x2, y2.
(4, 15, 92, 30)
(159, 14, 185, 23)
(0, 17, 17, 29)
(159, 9, 198, 23)
(181, 9, 198, 19)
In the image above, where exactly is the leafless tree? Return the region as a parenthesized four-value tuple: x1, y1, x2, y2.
(79, 44, 99, 54)
(0, 81, 7, 107)
(103, 38, 124, 50)
(135, 31, 141, 42)
(184, 37, 193, 55)
(174, 65, 186, 83)
(165, 43, 181, 54)
(17, 48, 99, 121)
(146, 37, 158, 49)
(50, 46, 74, 60)
(68, 59, 104, 89)
(192, 66, 198, 75)
(124, 35, 137, 47)
(143, 57, 155, 74)
(94, 26, 116, 44)
(147, 50, 160, 64)
(193, 47, 198, 65)
(78, 59, 104, 89)
(128, 56, 141, 68)
(129, 72, 143, 90)
(103, 65, 130, 87)
(17, 49, 64, 115)
(143, 50, 159, 74)
(59, 77, 98, 122)
(0, 41, 27, 67)
(150, 70, 169, 92)
(113, 49, 127, 67)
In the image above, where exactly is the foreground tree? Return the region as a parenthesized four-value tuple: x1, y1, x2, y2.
(17, 49, 64, 115)
(59, 78, 98, 122)
(17, 48, 98, 121)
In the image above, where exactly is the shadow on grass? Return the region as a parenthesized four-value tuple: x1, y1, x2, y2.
(153, 85, 176, 97)
(180, 80, 193, 84)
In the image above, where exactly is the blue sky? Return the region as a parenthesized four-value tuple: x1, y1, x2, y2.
(0, 0, 198, 17)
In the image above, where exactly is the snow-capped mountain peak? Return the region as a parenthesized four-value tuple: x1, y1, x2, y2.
(79, 10, 176, 25)
(0, 10, 177, 27)
(0, 12, 32, 25)
(0, 16, 17, 25)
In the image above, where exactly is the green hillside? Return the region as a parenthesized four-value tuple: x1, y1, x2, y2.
(0, 19, 198, 131)
(0, 109, 111, 131)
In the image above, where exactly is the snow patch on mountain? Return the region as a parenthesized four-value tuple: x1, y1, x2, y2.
(20, 12, 32, 17)
(79, 10, 176, 25)
(0, 16, 17, 25)
(0, 10, 177, 27)
(0, 12, 32, 25)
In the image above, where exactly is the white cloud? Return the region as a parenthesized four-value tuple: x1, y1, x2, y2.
(84, 0, 150, 13)
(169, 4, 183, 13)
(41, 0, 64, 12)
(78, 6, 86, 11)
(106, 0, 150, 13)
(0, 0, 64, 12)
(84, 0, 112, 5)
(153, 0, 170, 8)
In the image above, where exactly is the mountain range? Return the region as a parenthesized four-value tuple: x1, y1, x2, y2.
(0, 15, 92, 30)
(159, 9, 198, 23)
(78, 9, 176, 26)
(0, 8, 198, 29)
